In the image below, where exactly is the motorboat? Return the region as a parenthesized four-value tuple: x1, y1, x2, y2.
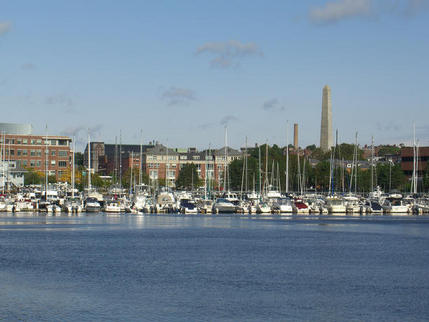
(104, 200, 123, 213)
(293, 199, 309, 214)
(382, 194, 410, 214)
(363, 199, 383, 214)
(272, 197, 293, 214)
(85, 197, 101, 213)
(179, 199, 198, 214)
(212, 198, 236, 213)
(325, 196, 347, 213)
(256, 201, 272, 214)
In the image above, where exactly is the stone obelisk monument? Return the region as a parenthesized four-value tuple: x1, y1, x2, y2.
(320, 85, 333, 152)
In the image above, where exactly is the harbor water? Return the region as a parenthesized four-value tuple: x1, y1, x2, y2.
(1, 213, 429, 321)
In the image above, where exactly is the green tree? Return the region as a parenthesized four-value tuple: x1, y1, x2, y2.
(74, 152, 84, 167)
(176, 163, 201, 190)
(377, 145, 401, 157)
(121, 167, 149, 188)
(24, 169, 43, 185)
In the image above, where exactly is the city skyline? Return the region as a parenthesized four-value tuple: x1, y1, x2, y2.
(1, 1, 428, 150)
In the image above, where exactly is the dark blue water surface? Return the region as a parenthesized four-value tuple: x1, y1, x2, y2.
(1, 213, 429, 321)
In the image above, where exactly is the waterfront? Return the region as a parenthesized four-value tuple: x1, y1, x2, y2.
(1, 213, 429, 321)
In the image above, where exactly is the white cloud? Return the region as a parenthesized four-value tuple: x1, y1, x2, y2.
(404, 0, 429, 15)
(45, 94, 74, 107)
(0, 22, 11, 35)
(310, 0, 371, 23)
(161, 86, 195, 106)
(262, 98, 285, 112)
(21, 63, 36, 70)
(309, 0, 429, 23)
(220, 115, 238, 126)
(196, 40, 263, 68)
(61, 124, 103, 147)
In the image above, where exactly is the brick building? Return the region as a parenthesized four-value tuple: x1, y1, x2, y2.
(84, 141, 242, 187)
(0, 133, 72, 180)
(401, 146, 429, 177)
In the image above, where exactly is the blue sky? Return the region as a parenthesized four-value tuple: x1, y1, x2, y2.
(1, 0, 428, 150)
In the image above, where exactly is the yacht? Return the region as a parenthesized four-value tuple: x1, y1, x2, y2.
(85, 197, 101, 213)
(293, 198, 309, 214)
(363, 199, 383, 214)
(272, 197, 293, 214)
(382, 194, 410, 214)
(104, 200, 123, 213)
(179, 199, 198, 214)
(325, 196, 347, 213)
(212, 198, 236, 213)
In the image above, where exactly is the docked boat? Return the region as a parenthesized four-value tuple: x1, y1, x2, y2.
(179, 199, 198, 214)
(272, 197, 293, 214)
(63, 198, 83, 214)
(363, 199, 383, 214)
(293, 199, 309, 214)
(256, 201, 272, 214)
(85, 197, 101, 213)
(344, 195, 362, 214)
(382, 194, 410, 214)
(212, 198, 236, 213)
(104, 200, 123, 213)
(325, 196, 347, 213)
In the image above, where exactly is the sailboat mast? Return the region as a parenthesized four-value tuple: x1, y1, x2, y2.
(264, 143, 268, 196)
(88, 132, 91, 191)
(72, 137, 75, 198)
(355, 132, 358, 194)
(44, 125, 49, 199)
(258, 145, 261, 195)
(224, 127, 228, 192)
(371, 136, 374, 193)
(286, 122, 289, 194)
(130, 151, 133, 195)
(245, 137, 248, 193)
(119, 130, 122, 189)
(139, 130, 143, 187)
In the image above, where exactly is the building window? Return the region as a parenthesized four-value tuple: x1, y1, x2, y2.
(58, 150, 68, 157)
(37, 139, 42, 144)
(37, 150, 42, 156)
(149, 170, 158, 180)
(167, 170, 175, 179)
(30, 160, 36, 167)
(51, 160, 56, 165)
(51, 151, 56, 156)
(22, 150, 28, 156)
(16, 139, 21, 144)
(22, 160, 27, 167)
(36, 161, 41, 167)
(58, 161, 67, 167)
(9, 149, 14, 156)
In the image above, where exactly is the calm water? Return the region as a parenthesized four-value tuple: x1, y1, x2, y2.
(1, 213, 429, 321)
